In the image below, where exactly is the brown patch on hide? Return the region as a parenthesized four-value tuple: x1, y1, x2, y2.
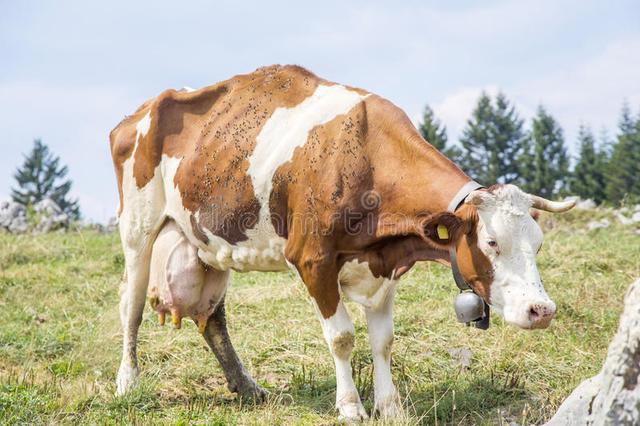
(453, 204, 493, 302)
(331, 331, 355, 359)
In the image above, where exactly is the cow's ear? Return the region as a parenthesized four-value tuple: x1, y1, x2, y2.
(421, 212, 464, 249)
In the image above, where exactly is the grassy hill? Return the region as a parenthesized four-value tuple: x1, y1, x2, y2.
(1, 210, 638, 425)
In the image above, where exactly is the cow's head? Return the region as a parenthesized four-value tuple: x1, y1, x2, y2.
(423, 185, 575, 329)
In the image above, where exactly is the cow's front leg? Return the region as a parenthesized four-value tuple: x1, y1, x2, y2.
(287, 240, 366, 420)
(315, 299, 367, 421)
(365, 285, 404, 419)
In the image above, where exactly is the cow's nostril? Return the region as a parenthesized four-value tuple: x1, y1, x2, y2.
(528, 303, 556, 326)
(529, 306, 541, 320)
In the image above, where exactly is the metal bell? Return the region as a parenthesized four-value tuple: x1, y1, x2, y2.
(454, 291, 485, 323)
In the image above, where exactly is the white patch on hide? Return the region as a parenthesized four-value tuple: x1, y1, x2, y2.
(339, 259, 397, 310)
(245, 84, 369, 268)
(136, 111, 151, 136)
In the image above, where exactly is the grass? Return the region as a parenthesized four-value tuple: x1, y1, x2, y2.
(0, 210, 638, 425)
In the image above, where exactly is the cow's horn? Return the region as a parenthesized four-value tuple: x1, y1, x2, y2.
(529, 195, 576, 212)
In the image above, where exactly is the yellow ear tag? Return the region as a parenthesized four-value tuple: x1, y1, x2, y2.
(437, 224, 449, 240)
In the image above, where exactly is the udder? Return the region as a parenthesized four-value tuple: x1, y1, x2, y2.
(147, 220, 229, 333)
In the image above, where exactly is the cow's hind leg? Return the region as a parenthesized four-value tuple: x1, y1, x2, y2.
(115, 192, 165, 394)
(116, 235, 158, 395)
(203, 293, 266, 402)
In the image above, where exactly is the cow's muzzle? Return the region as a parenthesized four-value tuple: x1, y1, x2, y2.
(526, 301, 556, 329)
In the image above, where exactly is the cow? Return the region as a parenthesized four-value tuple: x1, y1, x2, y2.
(109, 65, 575, 420)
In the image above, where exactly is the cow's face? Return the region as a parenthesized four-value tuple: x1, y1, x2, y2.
(467, 185, 555, 328)
(425, 185, 575, 329)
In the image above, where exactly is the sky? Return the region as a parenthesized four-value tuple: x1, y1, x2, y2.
(1, 0, 639, 222)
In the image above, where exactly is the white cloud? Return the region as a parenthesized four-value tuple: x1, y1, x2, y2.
(517, 36, 640, 145)
(429, 86, 537, 143)
(424, 35, 640, 152)
(431, 85, 499, 143)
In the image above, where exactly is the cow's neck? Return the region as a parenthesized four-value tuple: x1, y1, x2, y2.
(371, 133, 471, 223)
(337, 132, 472, 278)
(338, 100, 473, 278)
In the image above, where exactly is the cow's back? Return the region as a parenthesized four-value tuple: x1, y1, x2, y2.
(111, 65, 372, 271)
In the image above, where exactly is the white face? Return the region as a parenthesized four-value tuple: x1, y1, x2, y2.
(471, 185, 556, 329)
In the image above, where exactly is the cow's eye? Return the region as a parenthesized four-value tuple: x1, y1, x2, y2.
(487, 240, 498, 249)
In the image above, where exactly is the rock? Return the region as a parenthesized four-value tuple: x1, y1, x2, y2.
(33, 198, 69, 233)
(586, 219, 610, 231)
(547, 375, 602, 425)
(448, 347, 473, 369)
(615, 212, 634, 226)
(615, 210, 640, 226)
(546, 279, 640, 425)
(0, 199, 70, 233)
(575, 198, 596, 210)
(0, 200, 29, 233)
(34, 198, 62, 216)
(106, 216, 118, 233)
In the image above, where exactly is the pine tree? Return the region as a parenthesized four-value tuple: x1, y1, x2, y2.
(458, 93, 492, 181)
(518, 106, 569, 198)
(459, 92, 525, 184)
(418, 105, 461, 163)
(570, 126, 607, 204)
(597, 127, 614, 159)
(11, 139, 81, 219)
(605, 103, 640, 205)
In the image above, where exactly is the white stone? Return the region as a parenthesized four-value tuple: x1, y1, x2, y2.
(0, 200, 29, 233)
(575, 199, 596, 210)
(546, 279, 640, 425)
(33, 198, 69, 233)
(106, 216, 118, 233)
(615, 212, 633, 226)
(586, 219, 610, 231)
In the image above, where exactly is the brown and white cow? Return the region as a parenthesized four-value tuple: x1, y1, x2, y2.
(110, 65, 575, 420)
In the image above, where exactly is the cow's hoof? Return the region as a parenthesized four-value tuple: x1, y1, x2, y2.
(337, 400, 368, 422)
(230, 378, 268, 403)
(375, 394, 405, 420)
(116, 363, 138, 396)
